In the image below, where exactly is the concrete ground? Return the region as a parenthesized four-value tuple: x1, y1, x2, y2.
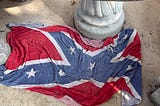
(0, 0, 159, 106)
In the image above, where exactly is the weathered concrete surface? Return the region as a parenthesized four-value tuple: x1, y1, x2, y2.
(0, 0, 160, 106)
(150, 87, 160, 106)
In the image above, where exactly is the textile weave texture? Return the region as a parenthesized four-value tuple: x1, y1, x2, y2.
(0, 25, 142, 106)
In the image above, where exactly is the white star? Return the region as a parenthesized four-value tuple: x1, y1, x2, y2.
(123, 34, 128, 39)
(69, 47, 75, 55)
(108, 45, 114, 54)
(26, 68, 37, 78)
(88, 62, 96, 71)
(59, 69, 65, 77)
(126, 65, 133, 71)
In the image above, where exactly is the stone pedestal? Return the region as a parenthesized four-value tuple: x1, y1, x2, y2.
(74, 0, 125, 40)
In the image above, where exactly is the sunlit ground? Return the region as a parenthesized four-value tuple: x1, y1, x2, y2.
(0, 0, 160, 106)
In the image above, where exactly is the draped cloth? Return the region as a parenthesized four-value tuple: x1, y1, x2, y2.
(0, 25, 142, 106)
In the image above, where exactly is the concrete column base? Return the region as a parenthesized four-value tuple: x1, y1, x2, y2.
(74, 1, 125, 40)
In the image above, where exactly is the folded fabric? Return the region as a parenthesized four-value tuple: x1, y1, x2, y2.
(0, 25, 142, 106)
(0, 39, 10, 65)
(7, 22, 47, 28)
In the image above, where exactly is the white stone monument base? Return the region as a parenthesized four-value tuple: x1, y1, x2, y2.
(74, 1, 125, 40)
(74, 12, 124, 40)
